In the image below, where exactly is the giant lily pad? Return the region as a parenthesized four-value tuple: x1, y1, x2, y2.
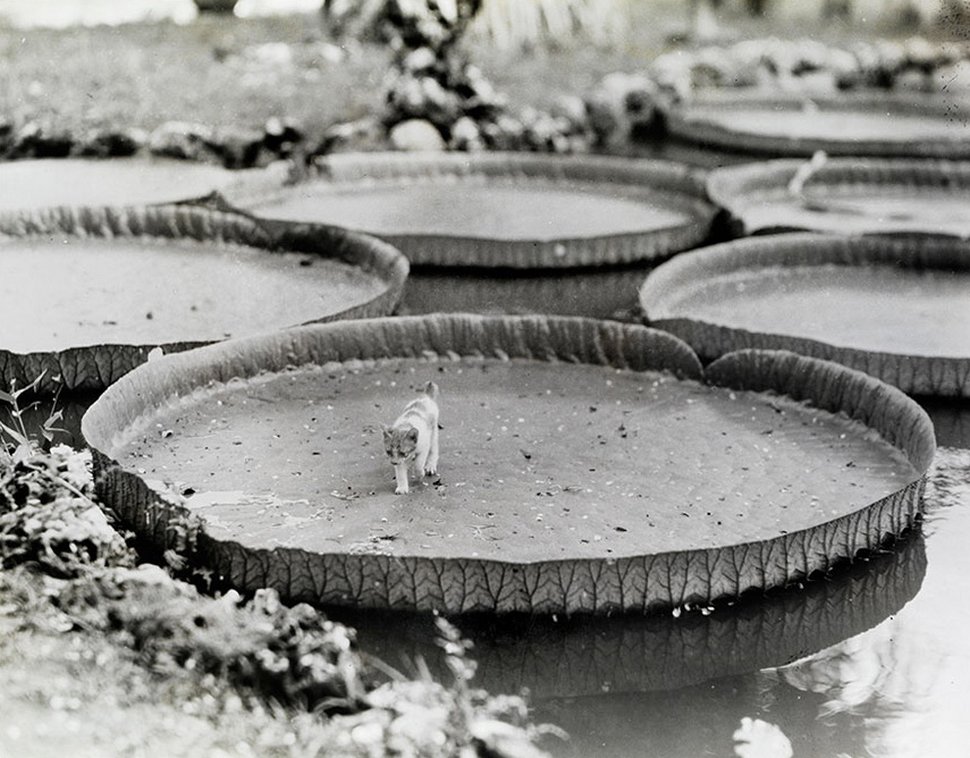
(82, 314, 933, 615)
(665, 92, 970, 158)
(0, 157, 257, 212)
(707, 157, 970, 237)
(227, 152, 716, 269)
(0, 205, 407, 393)
(640, 233, 970, 397)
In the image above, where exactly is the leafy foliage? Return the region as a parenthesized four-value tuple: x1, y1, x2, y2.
(57, 574, 367, 712)
(0, 371, 64, 463)
(0, 377, 134, 577)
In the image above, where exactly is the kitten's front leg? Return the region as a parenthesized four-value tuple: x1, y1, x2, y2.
(425, 424, 439, 476)
(413, 446, 429, 480)
(394, 462, 410, 494)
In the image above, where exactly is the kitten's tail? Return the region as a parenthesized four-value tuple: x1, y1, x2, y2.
(423, 381, 439, 400)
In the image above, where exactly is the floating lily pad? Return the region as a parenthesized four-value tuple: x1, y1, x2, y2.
(227, 152, 716, 268)
(0, 157, 259, 212)
(640, 233, 970, 397)
(666, 92, 970, 158)
(0, 205, 407, 393)
(83, 314, 933, 615)
(707, 158, 970, 237)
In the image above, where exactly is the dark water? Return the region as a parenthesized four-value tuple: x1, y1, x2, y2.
(399, 264, 649, 321)
(7, 391, 970, 758)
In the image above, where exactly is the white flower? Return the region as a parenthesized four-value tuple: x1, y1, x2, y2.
(733, 717, 793, 758)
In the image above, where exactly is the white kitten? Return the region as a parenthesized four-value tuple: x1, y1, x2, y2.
(382, 381, 439, 495)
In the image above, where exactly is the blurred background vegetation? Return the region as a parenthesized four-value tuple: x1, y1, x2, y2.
(1, 0, 967, 141)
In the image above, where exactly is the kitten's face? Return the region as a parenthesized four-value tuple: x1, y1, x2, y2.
(383, 425, 418, 465)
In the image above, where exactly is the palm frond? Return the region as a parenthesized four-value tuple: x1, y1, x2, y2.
(323, 0, 628, 49)
(469, 0, 628, 49)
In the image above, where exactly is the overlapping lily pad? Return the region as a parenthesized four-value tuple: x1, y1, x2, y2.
(0, 205, 407, 393)
(83, 314, 934, 615)
(226, 152, 716, 269)
(665, 92, 970, 158)
(707, 157, 970, 237)
(640, 233, 970, 397)
(0, 157, 256, 211)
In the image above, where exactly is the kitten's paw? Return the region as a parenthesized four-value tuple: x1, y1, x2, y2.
(424, 465, 437, 477)
(394, 485, 409, 495)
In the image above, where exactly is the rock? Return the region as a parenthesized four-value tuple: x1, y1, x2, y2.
(312, 41, 348, 65)
(894, 68, 933, 93)
(480, 114, 525, 151)
(520, 108, 565, 151)
(263, 117, 305, 158)
(389, 119, 446, 151)
(874, 39, 907, 75)
(567, 133, 592, 154)
(215, 125, 269, 168)
(650, 52, 693, 101)
(586, 72, 660, 149)
(449, 116, 483, 151)
(550, 94, 589, 131)
(825, 48, 863, 88)
(903, 36, 940, 72)
(74, 127, 145, 158)
(313, 117, 387, 156)
(387, 74, 428, 116)
(10, 121, 75, 159)
(463, 64, 502, 108)
(385, 73, 462, 127)
(418, 76, 463, 124)
(148, 121, 221, 163)
(0, 117, 14, 157)
(402, 46, 437, 73)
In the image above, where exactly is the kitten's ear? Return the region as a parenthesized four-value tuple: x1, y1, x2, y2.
(381, 424, 393, 439)
(406, 427, 419, 442)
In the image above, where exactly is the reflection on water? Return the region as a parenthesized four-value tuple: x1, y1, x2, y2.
(772, 448, 970, 758)
(333, 532, 926, 700)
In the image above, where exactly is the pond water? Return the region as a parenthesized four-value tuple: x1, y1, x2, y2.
(11, 391, 967, 757)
